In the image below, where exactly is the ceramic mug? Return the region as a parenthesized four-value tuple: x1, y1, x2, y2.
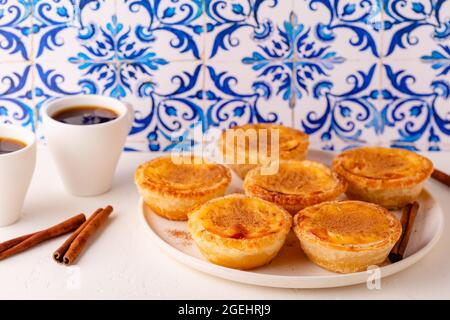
(43, 95, 133, 197)
(0, 125, 36, 226)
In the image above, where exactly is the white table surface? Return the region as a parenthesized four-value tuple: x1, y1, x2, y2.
(0, 147, 449, 300)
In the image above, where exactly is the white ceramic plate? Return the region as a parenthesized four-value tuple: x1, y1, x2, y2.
(139, 150, 444, 288)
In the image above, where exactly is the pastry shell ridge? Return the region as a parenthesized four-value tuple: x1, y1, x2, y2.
(243, 160, 347, 214)
(135, 156, 231, 221)
(332, 147, 433, 209)
(188, 194, 292, 270)
(219, 123, 309, 179)
(293, 200, 402, 273)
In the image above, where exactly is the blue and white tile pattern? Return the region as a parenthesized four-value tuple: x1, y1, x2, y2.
(0, 0, 448, 151)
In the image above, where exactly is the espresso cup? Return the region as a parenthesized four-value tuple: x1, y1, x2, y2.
(0, 125, 36, 226)
(43, 95, 133, 197)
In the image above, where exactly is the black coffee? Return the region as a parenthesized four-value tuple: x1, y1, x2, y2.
(0, 137, 26, 155)
(52, 106, 118, 125)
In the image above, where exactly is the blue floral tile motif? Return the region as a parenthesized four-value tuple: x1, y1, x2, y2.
(382, 0, 450, 57)
(68, 14, 169, 98)
(0, 64, 35, 129)
(298, 59, 450, 151)
(242, 19, 293, 101)
(132, 61, 285, 152)
(33, 0, 114, 114)
(71, 4, 117, 63)
(205, 0, 279, 58)
(242, 12, 345, 101)
(421, 44, 450, 76)
(34, 61, 96, 100)
(306, 0, 382, 57)
(381, 63, 450, 151)
(0, 0, 449, 151)
(293, 16, 346, 99)
(32, 0, 79, 58)
(0, 0, 33, 60)
(300, 64, 381, 151)
(204, 65, 279, 128)
(204, 0, 292, 61)
(122, 0, 204, 60)
(132, 63, 204, 151)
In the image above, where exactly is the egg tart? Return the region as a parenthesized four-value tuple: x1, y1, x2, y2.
(293, 200, 402, 273)
(220, 124, 309, 179)
(135, 156, 231, 221)
(244, 160, 347, 214)
(188, 194, 292, 270)
(332, 147, 433, 209)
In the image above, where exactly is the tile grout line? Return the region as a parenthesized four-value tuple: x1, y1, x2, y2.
(201, 0, 208, 130)
(378, 2, 386, 147)
(113, 0, 145, 149)
(114, 0, 120, 100)
(29, 0, 38, 136)
(289, 0, 296, 129)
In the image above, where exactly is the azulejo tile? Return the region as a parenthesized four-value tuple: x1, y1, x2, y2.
(295, 60, 383, 151)
(289, 10, 346, 100)
(33, 0, 120, 135)
(31, 0, 79, 59)
(0, 62, 34, 130)
(294, 0, 383, 60)
(204, 61, 293, 129)
(381, 0, 450, 59)
(380, 59, 450, 151)
(130, 59, 295, 152)
(0, 0, 33, 61)
(240, 12, 298, 103)
(126, 61, 205, 152)
(66, 11, 169, 101)
(205, 0, 293, 61)
(35, 59, 118, 112)
(33, 0, 116, 61)
(421, 43, 450, 78)
(34, 0, 120, 125)
(117, 0, 204, 61)
(34, 59, 119, 138)
(0, 0, 448, 153)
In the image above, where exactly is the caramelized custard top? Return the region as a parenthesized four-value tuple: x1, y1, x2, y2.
(199, 195, 290, 239)
(296, 201, 401, 247)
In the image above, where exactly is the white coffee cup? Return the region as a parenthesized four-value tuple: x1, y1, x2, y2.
(0, 125, 36, 226)
(43, 95, 133, 197)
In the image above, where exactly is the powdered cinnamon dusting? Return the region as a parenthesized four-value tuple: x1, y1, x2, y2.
(341, 148, 419, 180)
(209, 200, 265, 229)
(168, 229, 192, 245)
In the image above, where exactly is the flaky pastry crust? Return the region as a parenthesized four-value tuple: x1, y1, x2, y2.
(135, 156, 231, 220)
(332, 147, 433, 208)
(219, 124, 309, 179)
(293, 200, 402, 273)
(188, 194, 292, 270)
(243, 160, 347, 214)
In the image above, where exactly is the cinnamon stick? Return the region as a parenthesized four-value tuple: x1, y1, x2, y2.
(53, 208, 103, 263)
(0, 214, 86, 261)
(432, 169, 450, 188)
(397, 201, 419, 258)
(60, 206, 113, 265)
(389, 202, 419, 263)
(389, 204, 411, 262)
(0, 232, 38, 253)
